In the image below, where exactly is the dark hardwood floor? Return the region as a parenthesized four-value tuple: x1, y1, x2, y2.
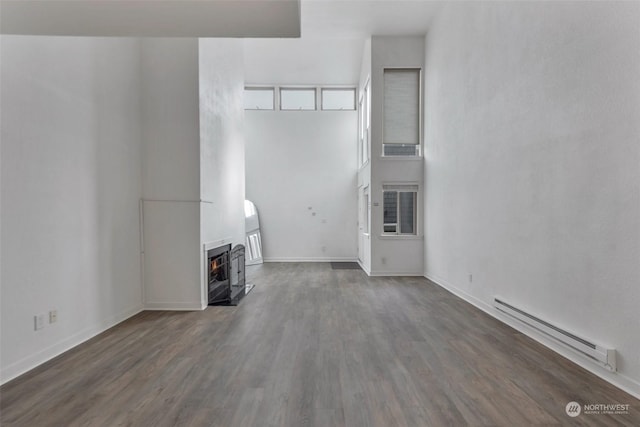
(1, 262, 638, 426)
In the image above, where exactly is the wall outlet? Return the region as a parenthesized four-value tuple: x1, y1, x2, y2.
(469, 274, 473, 283)
(381, 257, 387, 265)
(34, 314, 45, 331)
(49, 310, 58, 324)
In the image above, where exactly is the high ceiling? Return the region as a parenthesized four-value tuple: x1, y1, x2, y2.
(0, 0, 301, 37)
(1, 0, 442, 85)
(245, 1, 442, 85)
(301, 0, 442, 38)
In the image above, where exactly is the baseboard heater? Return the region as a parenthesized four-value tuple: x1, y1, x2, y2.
(494, 298, 616, 371)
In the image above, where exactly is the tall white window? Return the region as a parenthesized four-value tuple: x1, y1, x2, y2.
(360, 80, 370, 165)
(382, 184, 418, 235)
(358, 96, 365, 165)
(383, 69, 421, 156)
(363, 187, 370, 234)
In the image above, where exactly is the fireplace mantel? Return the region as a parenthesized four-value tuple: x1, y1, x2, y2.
(203, 237, 233, 251)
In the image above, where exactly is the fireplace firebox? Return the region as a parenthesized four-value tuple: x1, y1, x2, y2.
(207, 244, 246, 306)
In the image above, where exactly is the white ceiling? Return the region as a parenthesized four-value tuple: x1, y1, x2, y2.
(245, 0, 442, 85)
(301, 0, 442, 38)
(244, 37, 365, 85)
(0, 0, 301, 38)
(1, 0, 442, 85)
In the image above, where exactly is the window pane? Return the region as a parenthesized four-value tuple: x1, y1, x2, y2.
(383, 144, 419, 156)
(244, 88, 274, 110)
(322, 89, 355, 110)
(383, 191, 397, 226)
(365, 82, 371, 129)
(363, 192, 369, 233)
(362, 129, 368, 165)
(384, 69, 420, 145)
(399, 192, 415, 234)
(359, 98, 364, 140)
(280, 88, 316, 110)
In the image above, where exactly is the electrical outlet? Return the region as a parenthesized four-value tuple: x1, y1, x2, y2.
(381, 257, 387, 265)
(34, 314, 45, 331)
(469, 274, 473, 283)
(49, 310, 58, 324)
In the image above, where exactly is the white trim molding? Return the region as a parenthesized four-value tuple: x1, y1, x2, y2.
(144, 302, 205, 311)
(357, 259, 371, 275)
(263, 257, 358, 263)
(0, 305, 143, 385)
(369, 271, 424, 277)
(424, 271, 640, 400)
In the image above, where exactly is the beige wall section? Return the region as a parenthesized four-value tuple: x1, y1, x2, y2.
(245, 111, 358, 262)
(140, 38, 202, 309)
(1, 36, 144, 383)
(199, 39, 246, 304)
(424, 1, 640, 396)
(369, 36, 425, 275)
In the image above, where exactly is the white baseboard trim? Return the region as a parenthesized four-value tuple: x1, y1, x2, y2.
(263, 257, 358, 263)
(369, 271, 425, 277)
(424, 271, 640, 400)
(144, 301, 205, 311)
(0, 305, 143, 386)
(357, 259, 371, 275)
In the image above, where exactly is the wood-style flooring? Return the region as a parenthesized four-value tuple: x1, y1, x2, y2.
(1, 262, 638, 426)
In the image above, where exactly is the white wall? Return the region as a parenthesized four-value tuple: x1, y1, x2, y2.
(140, 38, 202, 310)
(199, 39, 246, 302)
(1, 36, 143, 383)
(244, 37, 364, 85)
(369, 36, 425, 275)
(424, 2, 640, 395)
(245, 111, 358, 261)
(141, 38, 246, 309)
(141, 39, 200, 202)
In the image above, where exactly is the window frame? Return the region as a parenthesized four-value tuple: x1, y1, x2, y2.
(321, 88, 356, 111)
(279, 87, 317, 111)
(243, 86, 275, 110)
(382, 68, 422, 158)
(359, 79, 371, 167)
(382, 185, 418, 236)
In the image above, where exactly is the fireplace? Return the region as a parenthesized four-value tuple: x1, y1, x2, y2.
(229, 244, 246, 305)
(207, 244, 231, 304)
(207, 244, 246, 305)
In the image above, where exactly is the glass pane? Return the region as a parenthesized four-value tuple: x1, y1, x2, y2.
(322, 89, 355, 110)
(280, 89, 316, 110)
(384, 69, 420, 144)
(362, 129, 368, 165)
(383, 191, 397, 226)
(244, 88, 273, 110)
(363, 193, 369, 233)
(365, 82, 371, 129)
(359, 98, 364, 140)
(383, 144, 419, 156)
(399, 192, 415, 234)
(383, 224, 397, 233)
